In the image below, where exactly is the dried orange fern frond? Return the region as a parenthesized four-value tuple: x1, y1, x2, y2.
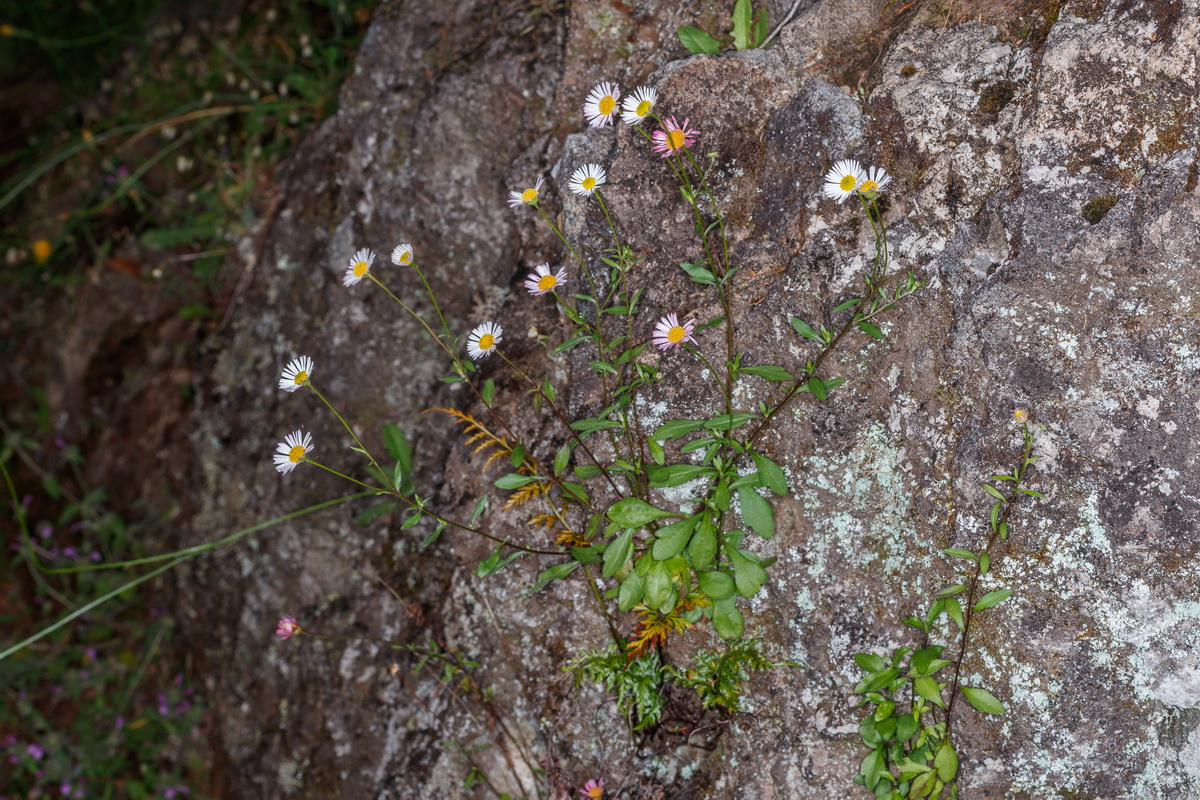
(505, 479, 547, 510)
(426, 408, 513, 471)
(626, 593, 712, 661)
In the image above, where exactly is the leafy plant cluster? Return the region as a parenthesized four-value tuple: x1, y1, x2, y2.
(678, 0, 772, 55)
(852, 422, 1040, 799)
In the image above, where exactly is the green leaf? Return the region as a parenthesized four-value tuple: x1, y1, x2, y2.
(936, 584, 967, 597)
(737, 487, 775, 539)
(679, 261, 717, 284)
(677, 25, 720, 54)
(934, 740, 958, 782)
(601, 529, 633, 578)
(509, 444, 525, 468)
(913, 676, 945, 708)
(571, 418, 622, 432)
(495, 473, 537, 490)
(943, 548, 977, 561)
(561, 482, 589, 504)
(400, 510, 423, 530)
(973, 589, 1012, 611)
(960, 686, 1005, 714)
(645, 559, 672, 609)
(727, 548, 768, 597)
(652, 515, 701, 560)
(895, 713, 918, 742)
(859, 747, 885, 790)
(697, 570, 735, 601)
(354, 502, 398, 526)
(470, 495, 488, 524)
(808, 378, 827, 401)
(653, 419, 706, 440)
(608, 498, 675, 528)
(649, 464, 714, 488)
(732, 0, 752, 49)
(422, 520, 447, 548)
(790, 316, 822, 342)
(910, 645, 945, 676)
(712, 599, 744, 639)
(945, 597, 964, 630)
(753, 6, 769, 46)
(553, 442, 571, 476)
(984, 483, 1007, 501)
(833, 296, 862, 312)
(476, 546, 523, 577)
(618, 571, 646, 611)
(702, 412, 758, 431)
(647, 437, 665, 466)
(695, 315, 725, 332)
(740, 364, 794, 381)
(530, 561, 581, 593)
(481, 378, 495, 405)
(857, 320, 885, 340)
(382, 424, 412, 469)
(751, 452, 789, 495)
(854, 653, 887, 673)
(687, 514, 718, 569)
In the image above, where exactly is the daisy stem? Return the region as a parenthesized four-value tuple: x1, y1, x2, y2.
(307, 459, 388, 493)
(367, 273, 455, 360)
(496, 350, 628, 498)
(535, 204, 600, 310)
(684, 343, 732, 418)
(411, 261, 453, 341)
(310, 384, 396, 493)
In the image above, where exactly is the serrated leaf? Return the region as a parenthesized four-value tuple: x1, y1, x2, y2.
(737, 487, 775, 539)
(678, 25, 720, 54)
(960, 686, 1005, 714)
(790, 316, 822, 342)
(697, 570, 735, 600)
(651, 515, 700, 560)
(608, 498, 675, 528)
(751, 452, 789, 496)
(973, 589, 1012, 611)
(732, 0, 752, 49)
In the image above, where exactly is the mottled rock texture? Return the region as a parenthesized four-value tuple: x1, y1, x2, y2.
(188, 0, 1200, 797)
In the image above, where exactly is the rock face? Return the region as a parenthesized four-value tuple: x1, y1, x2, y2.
(187, 0, 1200, 797)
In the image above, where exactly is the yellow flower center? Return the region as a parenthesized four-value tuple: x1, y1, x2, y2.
(288, 445, 306, 463)
(598, 95, 615, 115)
(353, 261, 368, 277)
(667, 325, 686, 343)
(859, 180, 877, 193)
(537, 274, 557, 291)
(521, 187, 538, 203)
(293, 370, 308, 385)
(668, 129, 686, 151)
(32, 239, 52, 264)
(581, 176, 596, 190)
(636, 99, 652, 116)
(585, 789, 602, 799)
(478, 333, 495, 350)
(399, 252, 411, 264)
(839, 174, 857, 191)
(0, 24, 13, 36)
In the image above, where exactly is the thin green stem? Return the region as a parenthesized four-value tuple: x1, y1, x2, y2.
(367, 273, 454, 359)
(411, 261, 453, 340)
(309, 383, 394, 492)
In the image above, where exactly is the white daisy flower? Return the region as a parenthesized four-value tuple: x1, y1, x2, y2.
(279, 356, 313, 392)
(524, 263, 567, 296)
(620, 86, 658, 126)
(507, 176, 544, 208)
(568, 164, 606, 197)
(273, 430, 314, 474)
(391, 242, 414, 265)
(343, 248, 375, 286)
(651, 313, 696, 350)
(822, 159, 866, 203)
(583, 81, 621, 128)
(467, 321, 502, 360)
(858, 165, 892, 196)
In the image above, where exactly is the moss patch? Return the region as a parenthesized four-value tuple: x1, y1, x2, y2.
(1081, 195, 1119, 224)
(977, 80, 1017, 122)
(900, 64, 917, 79)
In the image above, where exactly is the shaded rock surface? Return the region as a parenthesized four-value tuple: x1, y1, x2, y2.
(187, 0, 1200, 797)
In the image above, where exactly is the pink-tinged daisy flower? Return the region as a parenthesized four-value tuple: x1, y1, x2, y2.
(652, 313, 696, 350)
(579, 778, 604, 798)
(651, 116, 698, 158)
(275, 616, 300, 640)
(568, 163, 606, 197)
(467, 321, 503, 360)
(858, 165, 891, 196)
(525, 263, 567, 296)
(620, 86, 657, 126)
(1014, 408, 1029, 424)
(508, 176, 544, 208)
(273, 430, 314, 474)
(822, 159, 866, 203)
(391, 242, 414, 265)
(583, 82, 621, 128)
(343, 248, 375, 286)
(279, 356, 313, 392)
